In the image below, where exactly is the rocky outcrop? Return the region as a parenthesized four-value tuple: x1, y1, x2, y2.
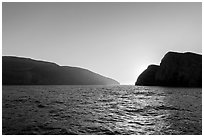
(135, 52, 202, 87)
(136, 65, 159, 86)
(3, 56, 120, 85)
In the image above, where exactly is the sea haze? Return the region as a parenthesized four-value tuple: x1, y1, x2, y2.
(2, 85, 202, 135)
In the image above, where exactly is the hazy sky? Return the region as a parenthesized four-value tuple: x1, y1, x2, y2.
(3, 2, 202, 84)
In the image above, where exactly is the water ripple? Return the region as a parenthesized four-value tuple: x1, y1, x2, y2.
(2, 85, 202, 135)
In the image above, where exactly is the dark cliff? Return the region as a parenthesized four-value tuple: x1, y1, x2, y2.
(3, 56, 120, 85)
(135, 52, 202, 87)
(136, 65, 160, 86)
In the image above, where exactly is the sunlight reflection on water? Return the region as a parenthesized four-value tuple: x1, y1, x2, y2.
(2, 85, 202, 135)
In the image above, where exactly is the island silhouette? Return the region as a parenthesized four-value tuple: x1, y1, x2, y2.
(2, 51, 202, 87)
(135, 51, 202, 87)
(2, 56, 119, 85)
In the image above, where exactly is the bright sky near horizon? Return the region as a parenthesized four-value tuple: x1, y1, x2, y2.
(2, 2, 202, 85)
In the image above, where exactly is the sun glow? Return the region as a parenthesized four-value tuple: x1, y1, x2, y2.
(135, 64, 148, 79)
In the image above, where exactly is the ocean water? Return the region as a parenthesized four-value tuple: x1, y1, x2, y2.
(2, 85, 202, 135)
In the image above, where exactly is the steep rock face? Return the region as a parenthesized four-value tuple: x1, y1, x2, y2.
(155, 52, 202, 87)
(135, 52, 202, 87)
(136, 65, 159, 86)
(3, 56, 120, 85)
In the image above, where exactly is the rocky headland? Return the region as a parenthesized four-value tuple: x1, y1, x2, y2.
(135, 52, 202, 87)
(3, 56, 120, 85)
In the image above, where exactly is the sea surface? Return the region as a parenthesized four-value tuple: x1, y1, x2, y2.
(2, 85, 202, 135)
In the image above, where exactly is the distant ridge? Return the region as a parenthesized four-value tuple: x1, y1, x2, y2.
(2, 56, 120, 85)
(135, 51, 202, 87)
